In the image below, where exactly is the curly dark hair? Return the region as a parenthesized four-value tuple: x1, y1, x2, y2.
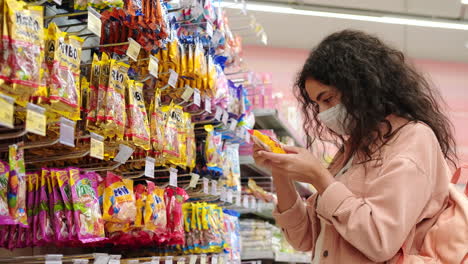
(295, 30, 458, 167)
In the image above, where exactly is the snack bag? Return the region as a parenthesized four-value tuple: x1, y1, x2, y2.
(104, 61, 128, 139)
(133, 184, 146, 229)
(56, 168, 76, 240)
(126, 80, 150, 150)
(144, 181, 167, 236)
(162, 104, 183, 165)
(8, 144, 27, 227)
(225, 144, 240, 191)
(24, 172, 37, 246)
(69, 171, 105, 243)
(186, 116, 196, 170)
(150, 89, 164, 162)
(102, 171, 136, 223)
(86, 53, 101, 129)
(0, 161, 12, 224)
(96, 53, 111, 129)
(50, 169, 69, 241)
(37, 169, 54, 244)
(248, 129, 285, 154)
(204, 125, 223, 173)
(165, 187, 188, 245)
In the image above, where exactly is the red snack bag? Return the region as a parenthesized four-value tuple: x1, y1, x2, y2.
(25, 172, 38, 247)
(0, 161, 12, 225)
(56, 168, 76, 241)
(50, 169, 70, 242)
(165, 187, 188, 245)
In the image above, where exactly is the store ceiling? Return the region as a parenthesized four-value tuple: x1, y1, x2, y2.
(226, 0, 468, 63)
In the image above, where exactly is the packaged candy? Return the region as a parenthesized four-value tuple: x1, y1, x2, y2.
(248, 129, 285, 154)
(50, 169, 69, 241)
(144, 181, 167, 237)
(8, 144, 27, 227)
(150, 89, 165, 163)
(165, 187, 188, 245)
(37, 169, 53, 245)
(69, 171, 105, 243)
(103, 171, 136, 223)
(186, 116, 196, 170)
(162, 104, 184, 165)
(126, 80, 150, 150)
(204, 125, 223, 174)
(24, 172, 37, 246)
(133, 184, 146, 229)
(56, 168, 76, 240)
(104, 61, 128, 139)
(0, 161, 12, 224)
(87, 53, 101, 128)
(96, 53, 111, 129)
(224, 144, 240, 191)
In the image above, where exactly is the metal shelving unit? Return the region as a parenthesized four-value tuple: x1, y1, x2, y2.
(253, 109, 304, 148)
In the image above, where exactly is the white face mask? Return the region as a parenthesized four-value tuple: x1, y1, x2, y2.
(317, 103, 352, 135)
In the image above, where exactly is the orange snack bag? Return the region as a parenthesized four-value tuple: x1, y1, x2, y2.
(248, 129, 286, 154)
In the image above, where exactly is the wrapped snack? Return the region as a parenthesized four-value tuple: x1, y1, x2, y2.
(247, 178, 276, 203)
(165, 187, 188, 245)
(104, 61, 128, 139)
(56, 168, 76, 240)
(0, 161, 12, 224)
(150, 89, 164, 162)
(50, 169, 69, 242)
(133, 184, 146, 229)
(204, 125, 223, 174)
(69, 171, 105, 243)
(8, 144, 27, 227)
(0, 0, 44, 107)
(144, 181, 166, 237)
(126, 80, 150, 150)
(96, 53, 111, 129)
(86, 53, 101, 130)
(177, 113, 189, 167)
(24, 172, 37, 246)
(102, 171, 136, 223)
(186, 116, 196, 170)
(36, 169, 53, 245)
(248, 129, 285, 154)
(162, 104, 183, 165)
(224, 144, 240, 191)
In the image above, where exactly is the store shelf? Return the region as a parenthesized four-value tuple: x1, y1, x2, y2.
(274, 252, 310, 263)
(253, 109, 304, 147)
(240, 155, 271, 176)
(241, 250, 275, 260)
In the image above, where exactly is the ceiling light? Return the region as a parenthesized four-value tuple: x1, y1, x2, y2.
(221, 1, 468, 30)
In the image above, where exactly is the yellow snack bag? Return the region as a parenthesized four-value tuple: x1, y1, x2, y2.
(96, 53, 111, 128)
(150, 89, 164, 163)
(102, 172, 136, 223)
(177, 112, 189, 168)
(248, 129, 286, 154)
(162, 103, 183, 166)
(133, 184, 146, 228)
(86, 53, 101, 129)
(186, 115, 196, 170)
(126, 80, 150, 150)
(104, 61, 128, 139)
(143, 181, 166, 234)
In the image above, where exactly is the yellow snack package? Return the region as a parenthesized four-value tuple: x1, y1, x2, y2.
(80, 77, 89, 117)
(133, 184, 146, 228)
(207, 56, 217, 97)
(104, 61, 128, 139)
(150, 89, 164, 163)
(96, 53, 111, 128)
(126, 80, 150, 150)
(0, 1, 44, 106)
(143, 181, 166, 234)
(162, 103, 183, 166)
(102, 172, 136, 223)
(86, 53, 101, 129)
(248, 129, 286, 154)
(177, 112, 189, 168)
(186, 115, 196, 170)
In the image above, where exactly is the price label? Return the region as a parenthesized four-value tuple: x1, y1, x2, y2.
(211, 255, 218, 264)
(206, 22, 213, 37)
(93, 254, 109, 264)
(26, 103, 46, 136)
(108, 255, 121, 264)
(165, 256, 173, 264)
(245, 132, 251, 143)
(235, 192, 241, 207)
(189, 173, 200, 188)
(177, 258, 185, 264)
(189, 255, 197, 264)
(220, 187, 227, 202)
(218, 255, 225, 264)
(87, 8, 101, 37)
(90, 133, 104, 160)
(193, 88, 201, 107)
(242, 195, 249, 208)
(168, 69, 178, 88)
(0, 94, 14, 128)
(222, 110, 229, 126)
(127, 38, 141, 61)
(114, 144, 134, 163)
(181, 86, 194, 102)
(45, 254, 63, 264)
(53, 0, 62, 5)
(144, 157, 155, 178)
(127, 261, 139, 264)
(149, 56, 159, 78)
(200, 255, 207, 264)
(59, 117, 76, 147)
(151, 257, 160, 264)
(214, 107, 222, 121)
(229, 118, 238, 131)
(169, 167, 178, 187)
(203, 177, 209, 194)
(251, 196, 257, 210)
(211, 180, 218, 195)
(227, 189, 233, 203)
(204, 96, 211, 113)
(241, 0, 247, 15)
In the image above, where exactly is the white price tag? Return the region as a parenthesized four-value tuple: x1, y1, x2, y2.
(242, 195, 249, 208)
(227, 189, 233, 203)
(149, 56, 159, 78)
(211, 255, 218, 264)
(59, 117, 75, 147)
(222, 110, 229, 126)
(189, 255, 197, 264)
(203, 177, 209, 194)
(245, 132, 251, 143)
(127, 38, 141, 61)
(211, 180, 218, 195)
(229, 118, 238, 131)
(127, 260, 139, 264)
(108, 255, 121, 264)
(214, 107, 222, 121)
(87, 8, 101, 37)
(220, 187, 227, 201)
(193, 88, 201, 107)
(90, 133, 104, 160)
(236, 192, 241, 207)
(165, 256, 174, 264)
(144, 157, 155, 178)
(200, 255, 207, 264)
(93, 254, 109, 264)
(26, 103, 46, 136)
(204, 96, 211, 113)
(168, 69, 178, 88)
(251, 196, 257, 210)
(169, 167, 178, 187)
(53, 0, 62, 5)
(206, 22, 213, 37)
(177, 258, 186, 264)
(0, 94, 14, 128)
(151, 257, 160, 264)
(181, 86, 194, 102)
(114, 144, 134, 163)
(189, 173, 200, 188)
(45, 254, 63, 264)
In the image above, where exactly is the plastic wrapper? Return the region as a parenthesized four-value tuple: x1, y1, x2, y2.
(103, 171, 136, 223)
(104, 61, 128, 139)
(36, 169, 53, 245)
(165, 187, 188, 245)
(0, 161, 11, 224)
(224, 144, 240, 191)
(24, 172, 37, 246)
(186, 116, 196, 170)
(248, 129, 285, 154)
(0, 0, 44, 107)
(204, 125, 223, 174)
(144, 181, 167, 240)
(162, 104, 184, 166)
(56, 168, 76, 240)
(74, 0, 87, 10)
(86, 53, 101, 129)
(150, 90, 165, 163)
(50, 169, 69, 242)
(133, 184, 146, 229)
(8, 144, 27, 227)
(247, 178, 276, 203)
(96, 53, 111, 130)
(70, 171, 105, 243)
(126, 80, 150, 150)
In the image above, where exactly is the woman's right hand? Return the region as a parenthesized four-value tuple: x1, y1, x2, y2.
(252, 144, 272, 170)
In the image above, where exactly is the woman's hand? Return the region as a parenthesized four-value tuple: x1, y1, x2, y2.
(258, 145, 336, 194)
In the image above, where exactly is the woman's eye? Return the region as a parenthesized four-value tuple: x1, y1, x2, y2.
(324, 97, 333, 103)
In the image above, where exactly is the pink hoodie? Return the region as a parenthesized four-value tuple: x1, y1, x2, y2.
(273, 116, 451, 263)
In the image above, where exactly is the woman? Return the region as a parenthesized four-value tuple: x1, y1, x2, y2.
(253, 30, 457, 263)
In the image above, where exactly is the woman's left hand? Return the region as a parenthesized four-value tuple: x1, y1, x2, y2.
(258, 145, 336, 194)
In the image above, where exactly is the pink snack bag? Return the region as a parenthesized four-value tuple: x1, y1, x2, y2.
(36, 169, 54, 245)
(50, 169, 70, 242)
(56, 168, 77, 241)
(25, 172, 38, 247)
(69, 170, 105, 243)
(0, 161, 13, 225)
